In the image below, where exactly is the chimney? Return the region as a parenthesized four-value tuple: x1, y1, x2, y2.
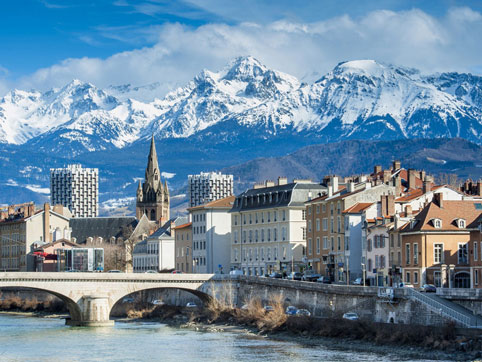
(408, 169, 417, 190)
(383, 170, 391, 183)
(8, 205, 15, 216)
(380, 195, 395, 217)
(434, 193, 444, 208)
(392, 160, 401, 171)
(420, 170, 426, 181)
(330, 176, 339, 194)
(278, 177, 288, 186)
(347, 182, 355, 193)
(253, 183, 265, 189)
(28, 204, 35, 218)
(374, 165, 382, 175)
(405, 204, 412, 216)
(43, 203, 50, 243)
(265, 180, 275, 187)
(392, 176, 402, 196)
(422, 178, 432, 194)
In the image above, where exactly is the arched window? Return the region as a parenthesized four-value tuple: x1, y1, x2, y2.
(150, 209, 156, 220)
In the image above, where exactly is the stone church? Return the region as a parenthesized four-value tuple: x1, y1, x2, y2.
(136, 136, 170, 223)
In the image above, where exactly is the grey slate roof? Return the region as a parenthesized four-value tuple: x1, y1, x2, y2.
(70, 217, 137, 244)
(230, 182, 327, 212)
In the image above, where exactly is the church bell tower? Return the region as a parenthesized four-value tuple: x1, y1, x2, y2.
(136, 136, 170, 223)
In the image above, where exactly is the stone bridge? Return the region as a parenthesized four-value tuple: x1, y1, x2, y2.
(0, 272, 238, 326)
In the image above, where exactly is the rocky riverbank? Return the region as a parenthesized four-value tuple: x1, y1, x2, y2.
(120, 300, 482, 361)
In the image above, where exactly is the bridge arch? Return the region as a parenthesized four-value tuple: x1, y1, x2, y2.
(0, 286, 82, 322)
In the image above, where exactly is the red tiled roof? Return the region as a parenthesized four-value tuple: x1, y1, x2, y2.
(401, 200, 482, 232)
(342, 202, 373, 214)
(173, 222, 192, 230)
(187, 195, 235, 211)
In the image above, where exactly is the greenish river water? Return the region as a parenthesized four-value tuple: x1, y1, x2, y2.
(0, 314, 451, 361)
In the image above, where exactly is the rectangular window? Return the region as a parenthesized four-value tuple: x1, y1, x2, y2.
(302, 210, 306, 221)
(434, 271, 441, 287)
(316, 205, 320, 214)
(308, 238, 312, 255)
(413, 243, 418, 265)
(301, 227, 305, 240)
(308, 220, 312, 233)
(323, 236, 328, 249)
(316, 237, 320, 254)
(414, 271, 419, 284)
(475, 270, 479, 285)
(307, 207, 311, 215)
(322, 218, 328, 231)
(434, 243, 443, 264)
(458, 243, 468, 264)
(337, 216, 341, 233)
(330, 217, 334, 233)
(322, 204, 326, 213)
(475, 242, 478, 262)
(331, 237, 334, 251)
(405, 244, 410, 265)
(406, 271, 411, 283)
(345, 236, 349, 250)
(337, 236, 341, 251)
(316, 219, 320, 232)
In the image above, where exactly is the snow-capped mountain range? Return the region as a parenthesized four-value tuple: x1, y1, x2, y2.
(1, 56, 482, 212)
(1, 56, 482, 154)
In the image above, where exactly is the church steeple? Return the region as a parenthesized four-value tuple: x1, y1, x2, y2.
(136, 135, 170, 224)
(145, 135, 160, 191)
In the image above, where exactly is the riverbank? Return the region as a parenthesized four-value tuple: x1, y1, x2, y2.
(119, 301, 482, 361)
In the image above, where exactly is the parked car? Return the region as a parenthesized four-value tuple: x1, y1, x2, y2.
(122, 297, 135, 303)
(285, 306, 298, 315)
(296, 309, 311, 317)
(264, 305, 274, 312)
(145, 270, 157, 274)
(352, 278, 363, 285)
(108, 270, 122, 273)
(150, 300, 164, 305)
(171, 270, 183, 274)
(269, 272, 283, 279)
(186, 302, 198, 308)
(288, 272, 302, 281)
(342, 312, 359, 321)
(421, 284, 436, 293)
(302, 270, 321, 282)
(229, 270, 244, 276)
(398, 282, 414, 288)
(316, 276, 332, 284)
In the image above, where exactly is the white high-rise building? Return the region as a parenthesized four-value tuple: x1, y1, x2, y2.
(50, 164, 99, 218)
(188, 172, 234, 208)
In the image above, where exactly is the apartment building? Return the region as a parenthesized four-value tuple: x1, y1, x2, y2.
(50, 164, 99, 217)
(174, 222, 192, 273)
(0, 203, 71, 271)
(188, 172, 234, 207)
(306, 176, 396, 282)
(188, 196, 234, 274)
(132, 217, 186, 272)
(230, 178, 326, 276)
(399, 194, 481, 288)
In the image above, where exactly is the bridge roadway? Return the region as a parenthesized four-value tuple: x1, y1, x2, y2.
(0, 272, 237, 326)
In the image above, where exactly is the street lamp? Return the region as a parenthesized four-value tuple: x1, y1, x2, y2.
(361, 263, 366, 287)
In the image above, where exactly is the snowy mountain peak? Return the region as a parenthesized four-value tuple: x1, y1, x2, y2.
(0, 56, 482, 153)
(222, 56, 267, 82)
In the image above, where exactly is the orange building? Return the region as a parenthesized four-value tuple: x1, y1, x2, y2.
(400, 194, 481, 288)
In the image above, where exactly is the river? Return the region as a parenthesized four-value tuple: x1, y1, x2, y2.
(0, 314, 452, 361)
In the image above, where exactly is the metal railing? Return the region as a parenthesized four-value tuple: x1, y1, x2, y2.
(407, 288, 474, 328)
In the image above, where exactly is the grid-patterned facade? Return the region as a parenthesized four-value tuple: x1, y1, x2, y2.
(188, 172, 233, 208)
(50, 164, 98, 218)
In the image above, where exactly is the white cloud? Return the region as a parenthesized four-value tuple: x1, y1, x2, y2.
(8, 7, 482, 99)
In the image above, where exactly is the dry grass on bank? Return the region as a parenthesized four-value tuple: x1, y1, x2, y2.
(0, 292, 65, 313)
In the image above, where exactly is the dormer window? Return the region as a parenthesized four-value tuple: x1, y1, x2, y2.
(456, 218, 466, 229)
(432, 218, 442, 229)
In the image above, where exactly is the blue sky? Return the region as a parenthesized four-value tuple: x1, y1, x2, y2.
(1, 0, 482, 96)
